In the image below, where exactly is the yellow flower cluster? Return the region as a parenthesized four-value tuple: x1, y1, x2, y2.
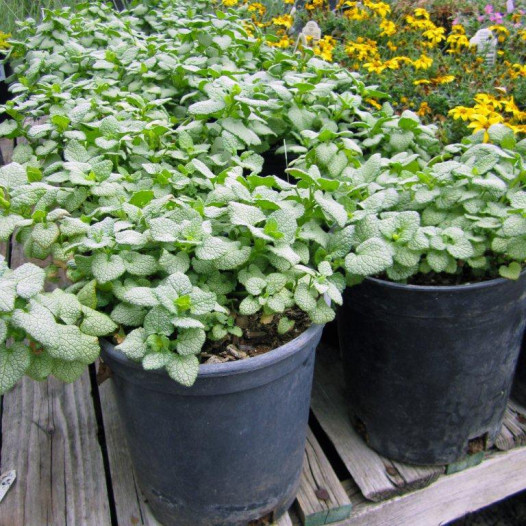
(446, 25, 471, 54)
(414, 75, 455, 86)
(313, 36, 337, 62)
(345, 37, 378, 61)
(268, 34, 295, 48)
(222, 0, 239, 7)
(343, 0, 390, 21)
(449, 94, 526, 140)
(247, 2, 266, 17)
(271, 14, 293, 29)
(0, 32, 11, 51)
(306, 0, 327, 11)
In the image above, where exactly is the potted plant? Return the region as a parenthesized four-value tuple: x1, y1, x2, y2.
(324, 124, 526, 465)
(0, 1, 379, 524)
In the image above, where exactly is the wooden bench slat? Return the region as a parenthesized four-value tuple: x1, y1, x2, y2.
(340, 446, 526, 526)
(297, 428, 352, 526)
(98, 378, 162, 526)
(0, 375, 111, 525)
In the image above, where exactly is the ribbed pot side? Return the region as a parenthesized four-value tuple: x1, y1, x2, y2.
(101, 323, 324, 526)
(338, 273, 526, 465)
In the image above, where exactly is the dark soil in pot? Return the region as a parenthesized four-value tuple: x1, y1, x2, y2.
(338, 273, 526, 465)
(100, 323, 324, 526)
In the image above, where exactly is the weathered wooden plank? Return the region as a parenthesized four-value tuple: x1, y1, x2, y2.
(0, 374, 111, 525)
(311, 347, 443, 502)
(97, 377, 162, 526)
(0, 242, 111, 525)
(338, 447, 526, 526)
(297, 428, 352, 526)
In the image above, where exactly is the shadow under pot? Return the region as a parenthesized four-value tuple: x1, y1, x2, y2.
(511, 332, 526, 407)
(100, 322, 324, 526)
(337, 273, 526, 465)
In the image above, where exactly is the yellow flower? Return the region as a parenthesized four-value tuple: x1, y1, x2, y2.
(306, 0, 327, 10)
(363, 0, 391, 18)
(345, 37, 378, 61)
(434, 75, 455, 84)
(248, 2, 266, 17)
(268, 34, 294, 48)
(379, 20, 396, 37)
(414, 8, 430, 20)
(417, 102, 431, 117)
(384, 57, 402, 70)
(222, 0, 238, 6)
(451, 25, 466, 34)
(449, 106, 474, 121)
(414, 79, 431, 85)
(387, 40, 398, 51)
(364, 59, 386, 74)
(0, 32, 11, 50)
(313, 36, 337, 62)
(474, 93, 500, 109)
(412, 54, 433, 70)
(423, 27, 445, 45)
(366, 98, 382, 110)
(344, 7, 370, 20)
(283, 0, 295, 3)
(519, 29, 526, 41)
(446, 33, 471, 53)
(271, 14, 294, 29)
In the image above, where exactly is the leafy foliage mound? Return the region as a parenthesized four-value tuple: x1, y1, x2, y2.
(0, 0, 524, 391)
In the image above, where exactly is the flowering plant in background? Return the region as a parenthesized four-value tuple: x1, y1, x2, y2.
(0, 32, 11, 51)
(240, 0, 526, 144)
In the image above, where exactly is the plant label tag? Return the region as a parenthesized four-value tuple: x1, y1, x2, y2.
(0, 64, 6, 82)
(0, 470, 16, 503)
(302, 21, 321, 43)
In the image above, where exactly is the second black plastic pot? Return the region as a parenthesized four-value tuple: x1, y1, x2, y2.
(511, 332, 526, 407)
(101, 322, 324, 526)
(338, 273, 526, 465)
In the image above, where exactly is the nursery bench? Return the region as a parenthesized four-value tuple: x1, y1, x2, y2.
(1, 138, 526, 526)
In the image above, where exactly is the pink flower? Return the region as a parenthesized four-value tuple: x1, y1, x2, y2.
(484, 4, 494, 14)
(477, 15, 485, 21)
(490, 12, 503, 23)
(506, 0, 514, 13)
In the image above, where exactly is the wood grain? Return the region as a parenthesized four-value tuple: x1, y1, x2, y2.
(0, 374, 111, 526)
(0, 242, 111, 526)
(98, 377, 162, 526)
(342, 447, 526, 526)
(297, 428, 352, 525)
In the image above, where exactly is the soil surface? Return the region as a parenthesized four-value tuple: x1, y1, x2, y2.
(201, 308, 311, 364)
(376, 267, 499, 287)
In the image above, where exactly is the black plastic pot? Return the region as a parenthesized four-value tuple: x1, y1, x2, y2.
(338, 273, 526, 465)
(260, 147, 298, 180)
(0, 57, 11, 108)
(511, 333, 526, 407)
(100, 323, 324, 526)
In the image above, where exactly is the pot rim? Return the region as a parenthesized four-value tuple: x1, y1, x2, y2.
(365, 269, 526, 293)
(101, 322, 324, 379)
